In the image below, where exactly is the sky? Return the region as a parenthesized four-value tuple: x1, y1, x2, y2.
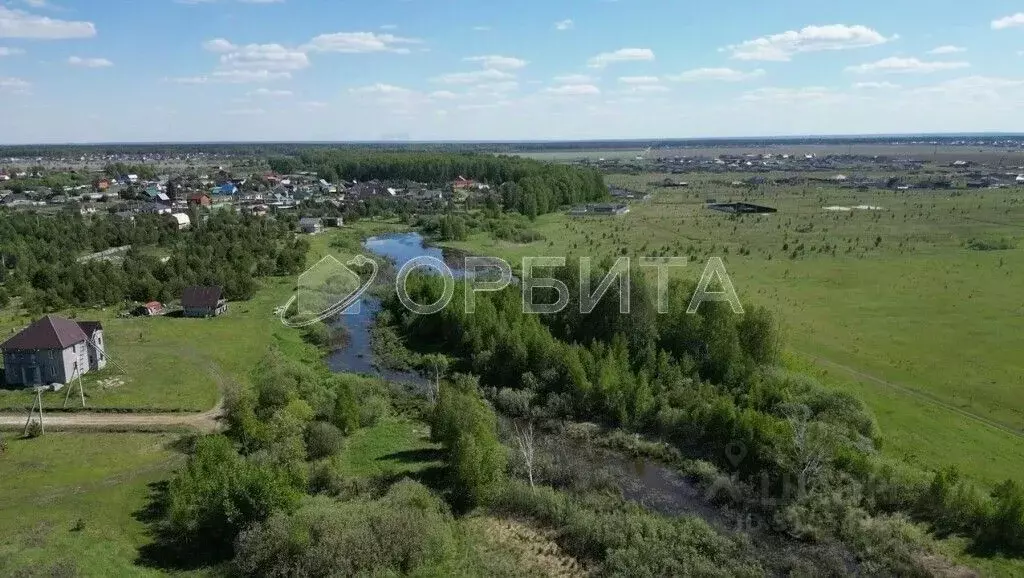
(1, 0, 1024, 143)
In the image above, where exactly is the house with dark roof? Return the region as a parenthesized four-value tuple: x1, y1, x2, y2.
(1, 315, 106, 387)
(182, 286, 228, 318)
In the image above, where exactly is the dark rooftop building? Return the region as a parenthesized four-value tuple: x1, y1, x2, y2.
(707, 202, 778, 214)
(182, 286, 228, 318)
(1, 315, 106, 386)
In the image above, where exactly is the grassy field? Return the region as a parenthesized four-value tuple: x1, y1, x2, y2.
(441, 174, 1024, 487)
(0, 433, 186, 577)
(0, 220, 413, 413)
(0, 277, 296, 412)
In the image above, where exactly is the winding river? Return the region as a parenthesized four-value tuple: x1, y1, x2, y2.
(324, 230, 857, 574)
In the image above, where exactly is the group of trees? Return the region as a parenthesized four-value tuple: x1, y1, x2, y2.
(0, 211, 308, 313)
(270, 151, 608, 219)
(154, 351, 420, 571)
(384, 263, 1024, 560)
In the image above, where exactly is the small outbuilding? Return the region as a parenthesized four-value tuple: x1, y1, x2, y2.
(182, 286, 228, 318)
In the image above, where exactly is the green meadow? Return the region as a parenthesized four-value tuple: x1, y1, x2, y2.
(443, 173, 1024, 486)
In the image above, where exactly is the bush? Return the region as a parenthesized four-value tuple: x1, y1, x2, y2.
(0, 433, 7, 454)
(162, 435, 302, 559)
(358, 395, 391, 428)
(976, 480, 1024, 555)
(234, 480, 456, 577)
(489, 480, 761, 576)
(331, 381, 360, 435)
(25, 421, 42, 439)
(304, 422, 345, 460)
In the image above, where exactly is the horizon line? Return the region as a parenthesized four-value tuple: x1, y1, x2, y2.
(2, 132, 1024, 148)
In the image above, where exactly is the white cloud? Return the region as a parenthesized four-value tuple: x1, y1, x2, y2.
(725, 24, 893, 61)
(846, 57, 969, 74)
(68, 56, 113, 68)
(0, 76, 30, 94)
(21, 0, 51, 8)
(0, 6, 96, 39)
(0, 47, 24, 56)
(928, 45, 966, 55)
(666, 67, 765, 82)
(468, 81, 519, 95)
(618, 76, 660, 84)
(738, 86, 839, 103)
(304, 32, 420, 54)
(587, 48, 654, 68)
(169, 69, 291, 84)
(463, 55, 527, 70)
(219, 43, 309, 71)
(472, 25, 491, 32)
(432, 68, 515, 84)
(853, 81, 900, 89)
(301, 101, 328, 108)
(203, 38, 236, 52)
(225, 108, 266, 116)
(545, 84, 600, 95)
(553, 74, 595, 85)
(623, 84, 670, 94)
(348, 83, 411, 95)
(249, 88, 292, 97)
(555, 19, 574, 31)
(992, 13, 1024, 30)
(429, 90, 460, 100)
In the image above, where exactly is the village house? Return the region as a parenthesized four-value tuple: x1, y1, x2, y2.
(134, 301, 164, 317)
(182, 286, 228, 318)
(298, 217, 323, 234)
(170, 213, 191, 230)
(1, 315, 106, 387)
(186, 193, 211, 208)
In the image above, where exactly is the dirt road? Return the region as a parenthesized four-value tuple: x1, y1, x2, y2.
(0, 400, 223, 433)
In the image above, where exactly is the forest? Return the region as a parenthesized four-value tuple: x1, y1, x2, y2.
(0, 211, 308, 312)
(270, 150, 608, 218)
(380, 265, 1024, 568)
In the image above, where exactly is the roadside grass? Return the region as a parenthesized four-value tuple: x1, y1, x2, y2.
(440, 177, 1024, 486)
(0, 433, 187, 577)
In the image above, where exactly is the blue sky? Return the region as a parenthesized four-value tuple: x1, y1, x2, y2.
(1, 0, 1024, 143)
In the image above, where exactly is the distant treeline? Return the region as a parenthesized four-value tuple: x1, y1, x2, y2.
(4, 136, 1024, 159)
(271, 151, 608, 218)
(0, 211, 307, 313)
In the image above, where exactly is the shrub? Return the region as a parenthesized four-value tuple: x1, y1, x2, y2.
(358, 395, 391, 428)
(234, 481, 455, 577)
(304, 422, 345, 460)
(489, 480, 761, 576)
(331, 381, 360, 435)
(25, 421, 42, 439)
(163, 435, 302, 559)
(976, 479, 1024, 555)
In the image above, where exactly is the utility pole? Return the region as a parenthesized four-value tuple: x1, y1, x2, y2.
(24, 387, 44, 436)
